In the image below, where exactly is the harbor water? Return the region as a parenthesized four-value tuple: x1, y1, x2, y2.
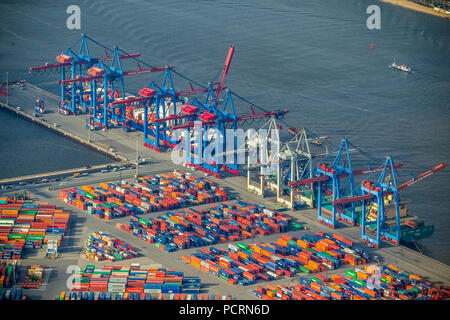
(0, 0, 449, 264)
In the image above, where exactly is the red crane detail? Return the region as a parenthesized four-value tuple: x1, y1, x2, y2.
(215, 45, 234, 101)
(170, 109, 289, 130)
(29, 53, 141, 72)
(288, 164, 404, 187)
(331, 194, 374, 206)
(58, 66, 172, 84)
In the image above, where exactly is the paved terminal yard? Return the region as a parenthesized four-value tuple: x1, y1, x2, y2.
(1, 82, 450, 300)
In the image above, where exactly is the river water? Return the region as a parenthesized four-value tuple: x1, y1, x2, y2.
(0, 0, 449, 264)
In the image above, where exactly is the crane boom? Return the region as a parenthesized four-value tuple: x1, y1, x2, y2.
(111, 85, 223, 106)
(29, 53, 141, 71)
(398, 163, 446, 192)
(59, 66, 171, 84)
(288, 164, 404, 187)
(288, 175, 329, 186)
(331, 163, 446, 206)
(171, 109, 289, 130)
(353, 163, 403, 175)
(332, 194, 374, 205)
(215, 45, 235, 101)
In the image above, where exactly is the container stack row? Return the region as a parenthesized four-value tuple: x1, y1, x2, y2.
(21, 265, 45, 289)
(252, 264, 450, 300)
(0, 288, 27, 300)
(117, 201, 294, 252)
(0, 197, 69, 259)
(85, 231, 139, 261)
(58, 291, 233, 301)
(59, 170, 232, 220)
(183, 232, 370, 286)
(60, 264, 233, 300)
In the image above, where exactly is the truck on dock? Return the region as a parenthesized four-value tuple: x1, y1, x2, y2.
(45, 240, 60, 259)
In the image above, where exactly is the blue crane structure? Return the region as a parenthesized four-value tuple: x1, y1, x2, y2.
(332, 159, 446, 247)
(288, 139, 355, 228)
(172, 90, 288, 178)
(110, 68, 222, 152)
(360, 156, 401, 247)
(31, 39, 288, 177)
(110, 46, 235, 152)
(111, 45, 288, 177)
(30, 34, 168, 127)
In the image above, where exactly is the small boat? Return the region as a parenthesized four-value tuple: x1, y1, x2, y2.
(389, 62, 411, 73)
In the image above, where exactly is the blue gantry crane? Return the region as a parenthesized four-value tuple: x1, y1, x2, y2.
(332, 158, 446, 247)
(288, 139, 355, 228)
(30, 34, 168, 127)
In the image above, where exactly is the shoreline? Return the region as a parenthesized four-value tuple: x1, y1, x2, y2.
(378, 0, 450, 19)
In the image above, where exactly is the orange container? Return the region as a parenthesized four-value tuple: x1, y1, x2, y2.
(297, 239, 309, 248)
(308, 260, 319, 269)
(310, 282, 321, 293)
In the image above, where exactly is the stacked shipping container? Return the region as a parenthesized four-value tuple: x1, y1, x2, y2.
(252, 264, 450, 300)
(184, 232, 370, 286)
(59, 171, 232, 220)
(59, 264, 233, 300)
(85, 231, 139, 261)
(117, 201, 293, 252)
(0, 197, 69, 259)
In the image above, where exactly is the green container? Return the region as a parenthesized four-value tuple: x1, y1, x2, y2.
(287, 239, 297, 246)
(310, 276, 321, 283)
(291, 222, 304, 230)
(306, 248, 318, 254)
(84, 192, 95, 200)
(298, 266, 311, 274)
(26, 235, 44, 241)
(113, 253, 124, 260)
(219, 275, 228, 281)
(75, 277, 90, 284)
(138, 219, 149, 226)
(20, 210, 37, 215)
(8, 234, 25, 240)
(346, 270, 356, 278)
(236, 242, 249, 251)
(354, 279, 365, 287)
(101, 203, 111, 209)
(0, 199, 7, 205)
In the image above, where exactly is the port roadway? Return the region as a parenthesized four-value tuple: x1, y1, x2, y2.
(1, 82, 449, 300)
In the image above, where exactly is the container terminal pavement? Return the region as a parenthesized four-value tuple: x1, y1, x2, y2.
(0, 84, 449, 300)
